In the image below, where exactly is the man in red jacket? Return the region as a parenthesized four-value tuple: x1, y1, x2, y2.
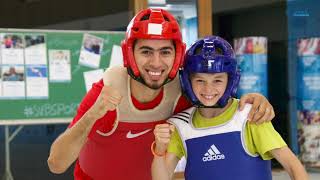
(47, 8, 275, 180)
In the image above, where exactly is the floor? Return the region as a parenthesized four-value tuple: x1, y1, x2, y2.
(272, 170, 320, 180)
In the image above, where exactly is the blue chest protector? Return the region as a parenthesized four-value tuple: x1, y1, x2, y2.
(169, 105, 272, 180)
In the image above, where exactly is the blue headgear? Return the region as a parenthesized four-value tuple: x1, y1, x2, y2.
(179, 36, 240, 107)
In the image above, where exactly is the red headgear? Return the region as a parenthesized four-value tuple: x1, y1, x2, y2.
(121, 8, 186, 80)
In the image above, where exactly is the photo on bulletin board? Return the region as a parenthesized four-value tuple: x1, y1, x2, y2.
(25, 35, 45, 48)
(26, 66, 47, 78)
(2, 66, 24, 81)
(24, 34, 47, 65)
(0, 67, 2, 97)
(2, 34, 24, 49)
(1, 65, 25, 99)
(49, 49, 71, 82)
(79, 33, 104, 68)
(1, 34, 25, 65)
(26, 65, 49, 99)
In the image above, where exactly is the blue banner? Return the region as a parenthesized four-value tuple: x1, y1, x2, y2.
(297, 55, 320, 110)
(296, 37, 320, 169)
(234, 36, 268, 97)
(236, 54, 268, 97)
(234, 37, 268, 97)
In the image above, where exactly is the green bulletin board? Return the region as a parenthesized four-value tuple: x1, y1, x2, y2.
(0, 29, 124, 123)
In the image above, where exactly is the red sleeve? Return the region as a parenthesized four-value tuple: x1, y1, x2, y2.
(68, 79, 104, 128)
(68, 79, 116, 133)
(173, 95, 192, 114)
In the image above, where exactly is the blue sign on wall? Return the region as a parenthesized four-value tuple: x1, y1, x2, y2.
(234, 37, 268, 97)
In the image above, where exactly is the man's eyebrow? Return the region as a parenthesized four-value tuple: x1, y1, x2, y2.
(160, 46, 174, 51)
(138, 46, 174, 51)
(139, 46, 154, 50)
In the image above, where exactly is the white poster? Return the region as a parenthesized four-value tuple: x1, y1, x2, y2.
(79, 34, 104, 68)
(0, 39, 2, 97)
(0, 34, 2, 63)
(1, 34, 25, 65)
(83, 69, 104, 92)
(49, 50, 71, 82)
(2, 65, 25, 99)
(109, 45, 123, 67)
(26, 65, 49, 99)
(24, 35, 47, 65)
(0, 67, 2, 98)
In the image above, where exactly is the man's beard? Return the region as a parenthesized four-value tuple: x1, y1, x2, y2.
(141, 76, 165, 90)
(145, 80, 164, 90)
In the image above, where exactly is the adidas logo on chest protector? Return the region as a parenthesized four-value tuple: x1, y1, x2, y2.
(202, 144, 225, 162)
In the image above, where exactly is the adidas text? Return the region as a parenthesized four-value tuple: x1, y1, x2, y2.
(202, 154, 225, 162)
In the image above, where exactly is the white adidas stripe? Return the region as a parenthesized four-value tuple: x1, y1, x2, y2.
(204, 144, 221, 156)
(208, 149, 215, 155)
(210, 144, 221, 155)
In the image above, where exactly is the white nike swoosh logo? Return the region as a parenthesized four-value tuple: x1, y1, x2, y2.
(126, 129, 152, 139)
